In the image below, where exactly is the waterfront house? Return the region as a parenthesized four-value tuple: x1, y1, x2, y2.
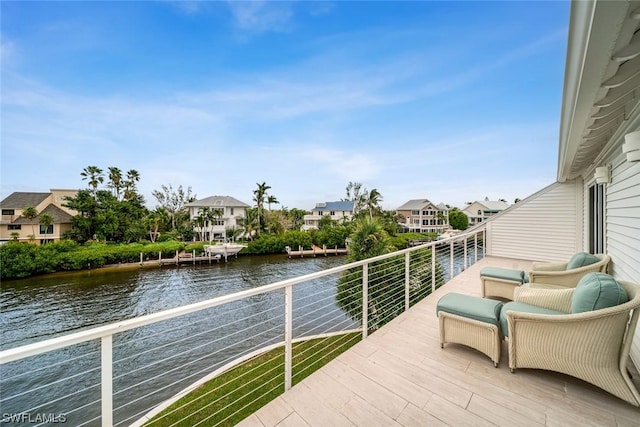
(302, 201, 355, 230)
(396, 199, 449, 234)
(462, 198, 510, 226)
(185, 195, 250, 241)
(0, 189, 77, 245)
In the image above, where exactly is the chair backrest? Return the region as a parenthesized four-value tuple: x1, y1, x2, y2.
(567, 253, 610, 271)
(615, 281, 640, 366)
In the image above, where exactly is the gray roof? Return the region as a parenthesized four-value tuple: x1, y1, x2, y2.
(0, 192, 50, 209)
(14, 204, 74, 224)
(477, 200, 510, 211)
(396, 199, 439, 211)
(310, 201, 355, 212)
(186, 196, 250, 208)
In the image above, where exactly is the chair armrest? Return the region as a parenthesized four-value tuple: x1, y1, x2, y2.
(513, 287, 574, 312)
(530, 261, 567, 271)
(528, 265, 600, 286)
(505, 308, 632, 369)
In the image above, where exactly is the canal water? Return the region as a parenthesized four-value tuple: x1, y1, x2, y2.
(0, 255, 353, 426)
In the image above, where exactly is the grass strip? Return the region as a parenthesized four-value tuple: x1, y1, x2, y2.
(145, 332, 361, 426)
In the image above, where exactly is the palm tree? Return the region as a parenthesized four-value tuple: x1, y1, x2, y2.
(239, 207, 259, 241)
(193, 207, 211, 242)
(80, 166, 104, 194)
(107, 167, 123, 200)
(253, 182, 271, 235)
(39, 212, 54, 237)
(145, 208, 170, 242)
(365, 188, 383, 220)
(123, 169, 141, 201)
(22, 206, 38, 241)
(267, 195, 279, 211)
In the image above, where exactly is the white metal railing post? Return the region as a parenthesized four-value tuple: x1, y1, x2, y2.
(449, 241, 454, 279)
(101, 336, 113, 427)
(284, 285, 293, 391)
(431, 244, 436, 294)
(404, 252, 410, 311)
(474, 232, 478, 263)
(362, 263, 368, 339)
(464, 237, 468, 270)
(483, 228, 486, 256)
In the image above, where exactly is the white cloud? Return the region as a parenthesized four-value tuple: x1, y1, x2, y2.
(226, 1, 294, 34)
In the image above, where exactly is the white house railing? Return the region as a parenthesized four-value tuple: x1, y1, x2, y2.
(0, 228, 485, 427)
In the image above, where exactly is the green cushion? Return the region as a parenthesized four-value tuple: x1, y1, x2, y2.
(437, 293, 503, 326)
(500, 302, 563, 336)
(566, 252, 600, 270)
(571, 272, 628, 313)
(480, 267, 526, 283)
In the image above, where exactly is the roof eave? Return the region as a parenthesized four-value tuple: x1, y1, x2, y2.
(557, 0, 632, 182)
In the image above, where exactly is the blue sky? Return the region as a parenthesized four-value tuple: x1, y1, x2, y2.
(1, 1, 569, 211)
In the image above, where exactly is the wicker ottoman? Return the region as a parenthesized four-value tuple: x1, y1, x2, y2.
(480, 267, 527, 300)
(437, 293, 504, 367)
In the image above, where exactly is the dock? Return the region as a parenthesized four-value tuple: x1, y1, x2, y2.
(286, 245, 348, 258)
(151, 250, 223, 267)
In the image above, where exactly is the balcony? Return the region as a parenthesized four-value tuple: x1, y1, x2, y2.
(241, 256, 640, 426)
(1, 229, 639, 426)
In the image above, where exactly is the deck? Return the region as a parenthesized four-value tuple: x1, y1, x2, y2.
(238, 256, 640, 427)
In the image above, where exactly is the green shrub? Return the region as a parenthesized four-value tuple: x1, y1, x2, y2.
(244, 231, 313, 254)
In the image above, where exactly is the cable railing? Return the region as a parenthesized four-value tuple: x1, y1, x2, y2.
(0, 227, 485, 427)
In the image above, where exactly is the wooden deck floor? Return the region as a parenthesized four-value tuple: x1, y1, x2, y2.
(237, 256, 640, 427)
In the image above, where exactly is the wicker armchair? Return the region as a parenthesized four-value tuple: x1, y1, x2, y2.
(504, 281, 640, 407)
(528, 253, 610, 288)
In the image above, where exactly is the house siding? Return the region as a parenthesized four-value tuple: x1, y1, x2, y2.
(486, 181, 581, 262)
(596, 147, 640, 366)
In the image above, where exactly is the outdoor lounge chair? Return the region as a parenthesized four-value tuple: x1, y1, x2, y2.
(481, 252, 610, 299)
(527, 253, 611, 288)
(502, 274, 640, 406)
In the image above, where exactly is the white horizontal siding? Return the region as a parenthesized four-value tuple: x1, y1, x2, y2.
(487, 181, 581, 262)
(601, 148, 640, 366)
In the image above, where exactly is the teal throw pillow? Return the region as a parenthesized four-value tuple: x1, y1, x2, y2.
(571, 272, 628, 313)
(566, 252, 600, 270)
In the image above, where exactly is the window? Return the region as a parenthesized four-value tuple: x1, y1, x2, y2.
(2, 209, 15, 216)
(8, 224, 21, 230)
(330, 211, 336, 216)
(422, 219, 429, 225)
(413, 219, 419, 225)
(411, 210, 419, 215)
(216, 220, 225, 226)
(230, 208, 234, 215)
(477, 210, 482, 215)
(589, 183, 605, 254)
(40, 224, 54, 234)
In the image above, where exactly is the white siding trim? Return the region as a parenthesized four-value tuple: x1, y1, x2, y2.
(486, 181, 582, 262)
(596, 145, 640, 366)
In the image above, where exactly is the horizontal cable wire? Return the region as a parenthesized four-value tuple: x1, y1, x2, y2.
(22, 382, 99, 416)
(0, 348, 100, 384)
(113, 307, 284, 382)
(292, 333, 362, 381)
(113, 300, 283, 353)
(114, 303, 283, 365)
(112, 318, 284, 399)
(2, 363, 100, 402)
(141, 338, 287, 426)
(114, 342, 285, 427)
